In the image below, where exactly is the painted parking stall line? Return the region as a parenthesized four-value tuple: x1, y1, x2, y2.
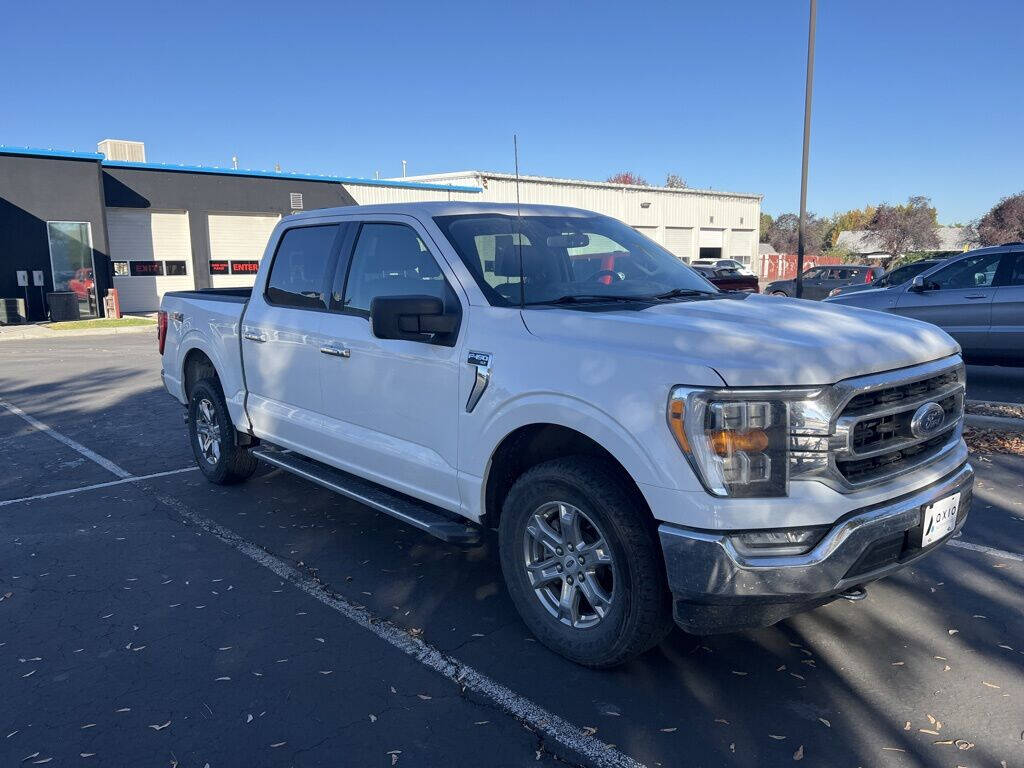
(152, 490, 648, 768)
(949, 538, 1024, 562)
(0, 466, 198, 508)
(0, 397, 132, 478)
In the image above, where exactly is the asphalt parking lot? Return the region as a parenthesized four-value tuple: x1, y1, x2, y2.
(1, 334, 1022, 768)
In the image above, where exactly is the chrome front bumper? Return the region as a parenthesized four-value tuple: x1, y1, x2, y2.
(659, 462, 973, 633)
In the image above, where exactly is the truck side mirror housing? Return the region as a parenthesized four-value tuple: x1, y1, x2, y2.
(910, 275, 926, 292)
(370, 295, 459, 346)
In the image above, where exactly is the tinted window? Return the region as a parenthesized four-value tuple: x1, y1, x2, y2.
(340, 223, 448, 313)
(885, 261, 933, 285)
(266, 225, 339, 309)
(802, 267, 825, 280)
(1002, 252, 1024, 286)
(931, 252, 1001, 289)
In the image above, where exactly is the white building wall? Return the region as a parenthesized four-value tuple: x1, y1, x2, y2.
(381, 172, 761, 265)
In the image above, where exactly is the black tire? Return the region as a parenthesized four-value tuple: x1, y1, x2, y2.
(498, 457, 673, 668)
(771, 290, 789, 297)
(187, 378, 258, 485)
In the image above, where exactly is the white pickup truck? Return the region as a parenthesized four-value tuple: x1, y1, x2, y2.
(159, 202, 973, 667)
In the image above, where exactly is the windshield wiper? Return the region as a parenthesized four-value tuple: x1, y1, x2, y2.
(539, 294, 649, 305)
(652, 288, 718, 300)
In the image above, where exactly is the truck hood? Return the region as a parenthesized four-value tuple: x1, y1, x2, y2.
(521, 294, 960, 386)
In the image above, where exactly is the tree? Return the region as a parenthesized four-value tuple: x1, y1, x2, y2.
(824, 205, 876, 247)
(863, 195, 939, 260)
(759, 212, 774, 243)
(976, 192, 1024, 245)
(767, 212, 828, 256)
(664, 173, 685, 189)
(606, 171, 649, 186)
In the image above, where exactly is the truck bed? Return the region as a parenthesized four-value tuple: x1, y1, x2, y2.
(164, 287, 252, 303)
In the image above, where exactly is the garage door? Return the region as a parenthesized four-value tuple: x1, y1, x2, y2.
(634, 226, 659, 243)
(208, 213, 281, 288)
(108, 210, 194, 313)
(729, 229, 755, 265)
(665, 227, 694, 262)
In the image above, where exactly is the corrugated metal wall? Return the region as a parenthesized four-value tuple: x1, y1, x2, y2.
(341, 173, 761, 265)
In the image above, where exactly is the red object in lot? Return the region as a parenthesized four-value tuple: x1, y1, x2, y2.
(157, 310, 168, 355)
(68, 268, 94, 300)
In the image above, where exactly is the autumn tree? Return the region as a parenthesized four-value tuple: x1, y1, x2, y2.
(976, 192, 1024, 245)
(664, 173, 686, 189)
(606, 171, 649, 186)
(864, 196, 939, 260)
(767, 212, 828, 256)
(825, 205, 876, 247)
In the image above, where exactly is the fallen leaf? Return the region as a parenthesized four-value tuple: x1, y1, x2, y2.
(582, 726, 597, 737)
(731, 670, 747, 676)
(215, 676, 230, 681)
(715, 719, 729, 725)
(246, 714, 253, 723)
(416, 694, 432, 700)
(955, 740, 975, 750)
(882, 747, 906, 752)
(793, 744, 804, 761)
(660, 727, 677, 733)
(474, 721, 489, 725)
(948, 629, 959, 635)
(818, 718, 831, 728)
(149, 721, 171, 731)
(270, 742, 286, 748)
(982, 682, 1001, 689)
(891, 661, 905, 666)
(920, 729, 939, 736)
(904, 722, 911, 730)
(927, 714, 936, 725)
(769, 734, 787, 740)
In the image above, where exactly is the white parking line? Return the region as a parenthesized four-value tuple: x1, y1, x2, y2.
(153, 491, 648, 768)
(0, 467, 199, 508)
(0, 397, 132, 478)
(949, 539, 1024, 562)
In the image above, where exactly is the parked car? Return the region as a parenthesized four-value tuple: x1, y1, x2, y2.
(690, 257, 754, 276)
(692, 265, 759, 292)
(825, 245, 1024, 361)
(159, 202, 972, 667)
(827, 259, 944, 299)
(766, 265, 884, 300)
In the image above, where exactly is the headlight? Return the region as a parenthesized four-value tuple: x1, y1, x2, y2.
(667, 388, 797, 497)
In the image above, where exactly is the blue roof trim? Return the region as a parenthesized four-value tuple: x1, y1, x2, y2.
(0, 144, 481, 193)
(101, 160, 482, 192)
(0, 145, 104, 161)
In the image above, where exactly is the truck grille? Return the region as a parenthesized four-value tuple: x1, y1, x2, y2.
(836, 369, 964, 487)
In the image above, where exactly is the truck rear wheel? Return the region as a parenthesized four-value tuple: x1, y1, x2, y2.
(187, 379, 257, 485)
(498, 457, 672, 668)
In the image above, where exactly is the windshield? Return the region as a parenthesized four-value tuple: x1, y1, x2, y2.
(433, 213, 717, 305)
(882, 261, 934, 286)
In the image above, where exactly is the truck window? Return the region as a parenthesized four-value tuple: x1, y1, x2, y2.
(265, 224, 340, 309)
(338, 223, 450, 314)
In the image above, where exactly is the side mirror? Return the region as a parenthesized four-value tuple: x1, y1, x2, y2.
(910, 275, 926, 292)
(370, 295, 459, 345)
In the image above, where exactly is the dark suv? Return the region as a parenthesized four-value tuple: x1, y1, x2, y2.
(766, 265, 884, 300)
(827, 259, 945, 299)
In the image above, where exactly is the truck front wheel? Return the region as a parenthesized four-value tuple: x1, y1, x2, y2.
(499, 457, 673, 667)
(187, 379, 258, 485)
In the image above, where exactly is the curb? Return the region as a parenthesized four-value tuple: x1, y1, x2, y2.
(964, 413, 1024, 433)
(0, 324, 155, 340)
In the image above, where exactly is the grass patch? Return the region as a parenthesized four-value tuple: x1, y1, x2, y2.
(46, 317, 156, 331)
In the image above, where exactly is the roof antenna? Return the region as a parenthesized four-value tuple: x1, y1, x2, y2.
(514, 134, 525, 309)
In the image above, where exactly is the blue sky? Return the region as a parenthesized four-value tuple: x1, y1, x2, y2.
(3, 0, 1021, 223)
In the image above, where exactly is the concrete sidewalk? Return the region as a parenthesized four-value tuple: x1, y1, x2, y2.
(0, 322, 155, 341)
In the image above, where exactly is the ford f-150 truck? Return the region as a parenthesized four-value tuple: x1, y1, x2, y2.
(159, 202, 973, 667)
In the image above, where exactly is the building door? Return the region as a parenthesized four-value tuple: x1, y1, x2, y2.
(107, 210, 194, 313)
(208, 213, 281, 288)
(46, 222, 98, 319)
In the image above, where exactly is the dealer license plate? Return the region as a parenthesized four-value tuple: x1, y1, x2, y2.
(921, 492, 960, 547)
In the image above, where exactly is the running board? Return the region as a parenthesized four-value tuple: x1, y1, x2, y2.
(250, 446, 481, 545)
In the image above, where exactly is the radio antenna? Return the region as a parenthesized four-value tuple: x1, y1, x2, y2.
(514, 134, 525, 308)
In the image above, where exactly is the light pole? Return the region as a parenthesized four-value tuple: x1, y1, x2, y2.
(795, 0, 817, 299)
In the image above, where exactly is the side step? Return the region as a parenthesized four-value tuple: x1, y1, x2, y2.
(250, 445, 481, 545)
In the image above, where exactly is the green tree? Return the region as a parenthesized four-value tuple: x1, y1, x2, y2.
(825, 205, 876, 247)
(767, 213, 828, 256)
(759, 212, 774, 243)
(664, 173, 686, 188)
(864, 196, 939, 260)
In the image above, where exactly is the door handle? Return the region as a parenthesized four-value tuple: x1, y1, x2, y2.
(243, 331, 267, 343)
(320, 345, 351, 358)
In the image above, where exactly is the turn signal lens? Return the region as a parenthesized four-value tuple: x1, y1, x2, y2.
(668, 397, 690, 451)
(709, 429, 769, 456)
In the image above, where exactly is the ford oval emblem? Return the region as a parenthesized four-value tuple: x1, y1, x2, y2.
(910, 402, 946, 438)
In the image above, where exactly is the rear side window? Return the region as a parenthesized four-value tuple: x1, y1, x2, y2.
(1002, 252, 1024, 286)
(932, 252, 1001, 289)
(265, 225, 339, 309)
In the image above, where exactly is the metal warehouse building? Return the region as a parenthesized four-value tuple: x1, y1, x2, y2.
(0, 142, 760, 321)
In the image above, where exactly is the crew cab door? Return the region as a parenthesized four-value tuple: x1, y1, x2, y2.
(988, 251, 1024, 360)
(893, 250, 1001, 355)
(316, 217, 464, 511)
(241, 223, 344, 449)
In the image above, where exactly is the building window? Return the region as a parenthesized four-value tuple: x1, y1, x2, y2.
(209, 260, 229, 275)
(113, 261, 130, 276)
(129, 261, 164, 276)
(165, 261, 188, 276)
(230, 260, 260, 275)
(290, 192, 304, 210)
